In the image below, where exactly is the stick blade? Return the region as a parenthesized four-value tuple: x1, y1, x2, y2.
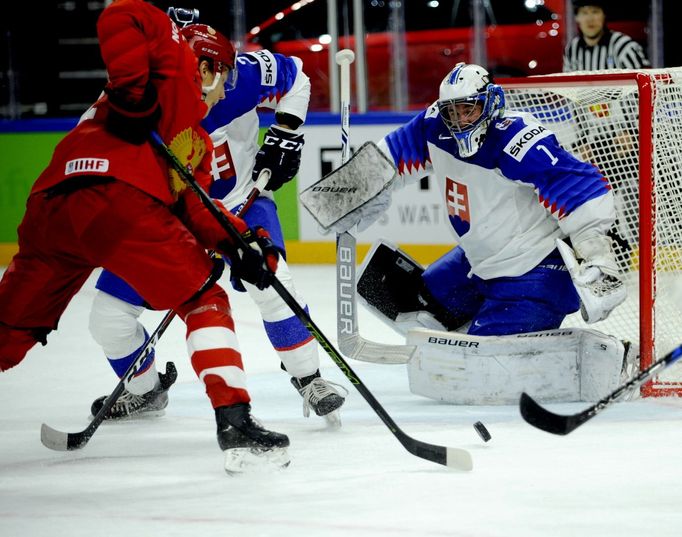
(40, 423, 70, 451)
(446, 447, 474, 471)
(401, 433, 473, 471)
(41, 423, 91, 451)
(519, 393, 578, 435)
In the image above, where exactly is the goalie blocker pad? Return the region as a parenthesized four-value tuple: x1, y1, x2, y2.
(357, 241, 469, 336)
(406, 327, 632, 405)
(299, 141, 397, 229)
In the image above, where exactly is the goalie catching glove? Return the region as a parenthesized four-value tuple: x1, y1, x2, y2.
(220, 226, 279, 291)
(557, 236, 626, 324)
(252, 125, 304, 191)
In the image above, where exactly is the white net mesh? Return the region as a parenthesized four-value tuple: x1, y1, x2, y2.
(502, 69, 682, 395)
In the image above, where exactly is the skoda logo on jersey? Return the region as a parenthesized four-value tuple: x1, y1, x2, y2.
(503, 123, 552, 162)
(252, 50, 277, 86)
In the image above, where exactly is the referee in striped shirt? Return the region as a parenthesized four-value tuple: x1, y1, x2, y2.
(564, 1, 647, 250)
(563, 0, 650, 72)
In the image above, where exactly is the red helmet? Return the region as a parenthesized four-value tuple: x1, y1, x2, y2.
(181, 24, 237, 87)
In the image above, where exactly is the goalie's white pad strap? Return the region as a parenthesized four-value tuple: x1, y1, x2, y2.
(406, 327, 625, 404)
(299, 141, 396, 228)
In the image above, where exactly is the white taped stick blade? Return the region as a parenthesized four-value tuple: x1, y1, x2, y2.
(40, 423, 69, 451)
(447, 447, 474, 471)
(299, 141, 397, 228)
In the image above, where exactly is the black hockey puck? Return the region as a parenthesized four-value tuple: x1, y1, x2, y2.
(473, 421, 491, 442)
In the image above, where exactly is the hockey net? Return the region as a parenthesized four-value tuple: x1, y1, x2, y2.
(500, 69, 682, 397)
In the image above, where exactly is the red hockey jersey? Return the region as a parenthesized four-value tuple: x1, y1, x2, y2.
(32, 0, 212, 205)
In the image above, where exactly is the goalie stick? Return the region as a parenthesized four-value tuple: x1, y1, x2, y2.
(141, 132, 473, 469)
(334, 49, 416, 365)
(520, 343, 682, 435)
(40, 170, 271, 452)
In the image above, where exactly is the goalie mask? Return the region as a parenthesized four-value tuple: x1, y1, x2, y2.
(181, 24, 238, 94)
(437, 63, 505, 158)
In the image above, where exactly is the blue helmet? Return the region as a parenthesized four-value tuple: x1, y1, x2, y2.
(437, 63, 505, 157)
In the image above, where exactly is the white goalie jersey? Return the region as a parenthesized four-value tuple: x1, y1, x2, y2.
(379, 107, 617, 280)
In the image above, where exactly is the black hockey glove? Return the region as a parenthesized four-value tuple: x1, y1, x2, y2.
(252, 125, 304, 191)
(225, 226, 279, 291)
(105, 82, 161, 145)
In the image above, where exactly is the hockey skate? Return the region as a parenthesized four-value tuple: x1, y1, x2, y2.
(90, 362, 178, 420)
(291, 371, 348, 427)
(216, 403, 290, 474)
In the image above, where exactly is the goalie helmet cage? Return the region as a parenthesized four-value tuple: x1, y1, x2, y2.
(498, 69, 682, 398)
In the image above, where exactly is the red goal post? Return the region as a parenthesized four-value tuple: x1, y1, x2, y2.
(498, 70, 682, 397)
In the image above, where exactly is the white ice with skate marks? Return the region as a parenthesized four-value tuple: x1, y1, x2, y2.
(2, 266, 682, 537)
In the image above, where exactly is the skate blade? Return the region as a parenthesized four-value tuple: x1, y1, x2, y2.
(88, 409, 166, 422)
(322, 410, 342, 429)
(223, 447, 291, 475)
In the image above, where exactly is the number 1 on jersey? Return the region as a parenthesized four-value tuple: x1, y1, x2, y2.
(537, 144, 558, 165)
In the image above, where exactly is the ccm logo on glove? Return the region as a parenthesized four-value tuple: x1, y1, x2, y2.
(262, 133, 304, 151)
(252, 125, 305, 192)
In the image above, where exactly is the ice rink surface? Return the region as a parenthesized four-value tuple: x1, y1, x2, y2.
(2, 265, 682, 537)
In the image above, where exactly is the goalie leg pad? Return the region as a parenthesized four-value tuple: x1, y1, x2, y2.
(406, 327, 626, 404)
(357, 241, 470, 336)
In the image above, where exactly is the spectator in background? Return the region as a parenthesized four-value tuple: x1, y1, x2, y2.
(563, 0, 650, 71)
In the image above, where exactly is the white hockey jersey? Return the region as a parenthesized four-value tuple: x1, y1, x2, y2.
(379, 105, 616, 280)
(201, 49, 310, 209)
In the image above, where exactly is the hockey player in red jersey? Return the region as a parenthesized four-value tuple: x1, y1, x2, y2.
(87, 13, 346, 427)
(0, 0, 290, 473)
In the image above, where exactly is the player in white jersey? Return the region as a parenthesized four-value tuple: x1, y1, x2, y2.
(317, 63, 632, 403)
(88, 42, 346, 422)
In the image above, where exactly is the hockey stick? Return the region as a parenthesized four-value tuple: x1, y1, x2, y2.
(41, 311, 176, 451)
(520, 343, 682, 435)
(146, 131, 473, 470)
(334, 49, 416, 365)
(40, 171, 270, 451)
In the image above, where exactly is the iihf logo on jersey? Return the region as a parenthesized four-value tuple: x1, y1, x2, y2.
(446, 177, 470, 236)
(65, 158, 109, 175)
